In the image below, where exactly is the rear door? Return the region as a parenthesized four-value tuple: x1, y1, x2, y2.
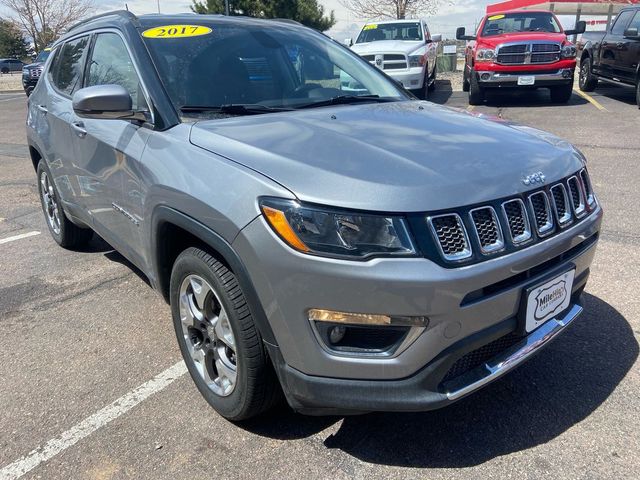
(39, 35, 91, 207)
(70, 31, 152, 260)
(600, 9, 635, 79)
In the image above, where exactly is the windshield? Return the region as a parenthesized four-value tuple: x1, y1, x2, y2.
(356, 22, 423, 43)
(141, 19, 408, 117)
(35, 50, 51, 63)
(481, 13, 561, 36)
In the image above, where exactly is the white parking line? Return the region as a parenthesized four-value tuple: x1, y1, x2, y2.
(0, 231, 40, 245)
(0, 361, 187, 480)
(0, 96, 23, 103)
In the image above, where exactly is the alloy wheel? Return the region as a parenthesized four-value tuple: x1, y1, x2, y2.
(179, 274, 237, 397)
(40, 170, 61, 235)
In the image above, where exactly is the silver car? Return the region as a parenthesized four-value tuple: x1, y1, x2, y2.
(27, 12, 602, 420)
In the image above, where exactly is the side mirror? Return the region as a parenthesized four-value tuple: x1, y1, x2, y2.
(72, 85, 146, 122)
(624, 27, 639, 39)
(456, 27, 476, 41)
(565, 20, 586, 36)
(430, 33, 442, 43)
(344, 38, 353, 47)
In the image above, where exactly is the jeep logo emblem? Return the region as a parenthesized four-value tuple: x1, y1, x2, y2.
(522, 172, 546, 186)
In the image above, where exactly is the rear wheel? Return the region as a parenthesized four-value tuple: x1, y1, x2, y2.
(170, 247, 280, 421)
(550, 82, 573, 103)
(579, 57, 598, 91)
(468, 72, 484, 105)
(36, 161, 93, 248)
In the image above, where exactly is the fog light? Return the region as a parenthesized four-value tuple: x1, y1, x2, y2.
(561, 69, 572, 79)
(410, 79, 419, 85)
(308, 309, 428, 327)
(329, 325, 346, 344)
(480, 73, 491, 81)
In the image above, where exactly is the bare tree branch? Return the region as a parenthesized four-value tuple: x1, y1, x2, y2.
(1, 0, 93, 52)
(339, 0, 442, 20)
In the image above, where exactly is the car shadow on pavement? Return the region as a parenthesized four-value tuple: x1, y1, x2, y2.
(588, 84, 637, 107)
(482, 88, 589, 108)
(243, 293, 637, 468)
(429, 79, 453, 104)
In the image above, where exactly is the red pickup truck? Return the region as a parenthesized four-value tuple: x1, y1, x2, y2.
(457, 10, 586, 105)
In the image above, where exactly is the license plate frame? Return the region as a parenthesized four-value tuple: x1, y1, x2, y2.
(517, 75, 535, 86)
(517, 266, 576, 334)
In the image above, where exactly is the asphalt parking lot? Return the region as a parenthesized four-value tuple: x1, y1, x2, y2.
(1, 83, 639, 480)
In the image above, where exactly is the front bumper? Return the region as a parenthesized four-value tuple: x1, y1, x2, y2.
(385, 67, 426, 89)
(476, 68, 574, 87)
(232, 205, 602, 413)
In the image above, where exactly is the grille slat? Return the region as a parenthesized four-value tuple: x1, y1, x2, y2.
(551, 184, 572, 225)
(429, 214, 471, 261)
(529, 191, 554, 236)
(496, 43, 561, 65)
(568, 176, 586, 218)
(580, 169, 595, 207)
(470, 207, 504, 254)
(502, 199, 531, 244)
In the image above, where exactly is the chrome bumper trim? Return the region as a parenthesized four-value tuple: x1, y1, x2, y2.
(478, 69, 572, 83)
(445, 303, 582, 400)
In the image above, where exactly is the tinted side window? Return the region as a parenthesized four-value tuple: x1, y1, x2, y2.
(87, 33, 145, 110)
(629, 11, 640, 32)
(611, 10, 634, 35)
(49, 36, 90, 96)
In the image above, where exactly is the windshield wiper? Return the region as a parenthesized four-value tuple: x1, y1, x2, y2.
(180, 104, 293, 115)
(294, 95, 397, 110)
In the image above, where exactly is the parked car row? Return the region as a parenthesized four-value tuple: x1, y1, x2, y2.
(0, 57, 25, 73)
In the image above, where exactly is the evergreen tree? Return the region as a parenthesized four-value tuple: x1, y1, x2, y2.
(0, 19, 31, 59)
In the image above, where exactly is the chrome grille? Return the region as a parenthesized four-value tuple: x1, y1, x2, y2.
(361, 53, 408, 70)
(568, 176, 586, 218)
(470, 207, 504, 254)
(529, 191, 554, 236)
(496, 43, 561, 65)
(30, 67, 42, 78)
(502, 199, 531, 244)
(580, 168, 595, 207)
(551, 184, 572, 225)
(428, 214, 471, 261)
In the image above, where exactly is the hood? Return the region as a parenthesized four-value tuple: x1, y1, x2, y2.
(478, 32, 569, 47)
(189, 101, 583, 212)
(352, 40, 424, 56)
(23, 62, 44, 69)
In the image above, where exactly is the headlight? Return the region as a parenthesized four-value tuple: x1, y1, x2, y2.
(260, 198, 417, 259)
(408, 54, 426, 68)
(22, 67, 29, 74)
(475, 49, 496, 62)
(561, 45, 577, 59)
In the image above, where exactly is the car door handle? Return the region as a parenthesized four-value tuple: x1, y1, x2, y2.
(36, 104, 47, 114)
(71, 121, 87, 138)
(616, 42, 625, 49)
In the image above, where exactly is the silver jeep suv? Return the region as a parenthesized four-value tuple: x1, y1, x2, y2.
(27, 12, 602, 420)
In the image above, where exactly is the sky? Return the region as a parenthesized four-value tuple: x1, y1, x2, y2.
(0, 0, 590, 40)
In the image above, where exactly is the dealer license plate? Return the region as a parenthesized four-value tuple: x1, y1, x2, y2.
(525, 269, 575, 332)
(518, 76, 535, 86)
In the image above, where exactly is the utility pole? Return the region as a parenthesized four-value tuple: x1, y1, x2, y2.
(225, 0, 230, 16)
(157, 0, 160, 13)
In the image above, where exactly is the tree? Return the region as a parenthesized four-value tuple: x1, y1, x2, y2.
(1, 0, 93, 53)
(0, 19, 31, 58)
(190, 0, 336, 31)
(339, 0, 440, 20)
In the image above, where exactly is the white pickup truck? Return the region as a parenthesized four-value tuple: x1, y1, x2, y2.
(346, 19, 441, 99)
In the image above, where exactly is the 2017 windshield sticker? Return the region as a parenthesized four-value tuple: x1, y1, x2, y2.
(488, 14, 505, 21)
(142, 25, 212, 39)
(363, 24, 377, 30)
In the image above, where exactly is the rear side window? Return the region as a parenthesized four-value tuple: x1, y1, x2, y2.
(611, 10, 634, 35)
(86, 33, 145, 110)
(49, 36, 90, 96)
(628, 11, 640, 32)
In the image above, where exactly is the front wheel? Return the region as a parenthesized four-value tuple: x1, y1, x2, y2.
(579, 57, 598, 91)
(550, 82, 573, 103)
(428, 65, 437, 92)
(170, 247, 281, 421)
(468, 72, 484, 105)
(462, 65, 470, 92)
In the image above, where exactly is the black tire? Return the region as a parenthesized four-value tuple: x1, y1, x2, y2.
(1, 67, 9, 74)
(36, 161, 93, 248)
(462, 65, 470, 92)
(417, 67, 429, 100)
(170, 247, 281, 421)
(636, 80, 640, 109)
(579, 57, 598, 92)
(428, 65, 437, 92)
(468, 72, 484, 105)
(550, 82, 573, 103)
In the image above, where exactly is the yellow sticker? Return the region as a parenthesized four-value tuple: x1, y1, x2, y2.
(363, 24, 378, 30)
(142, 25, 212, 39)
(488, 14, 505, 21)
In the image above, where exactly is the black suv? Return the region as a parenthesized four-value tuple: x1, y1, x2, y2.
(22, 48, 51, 96)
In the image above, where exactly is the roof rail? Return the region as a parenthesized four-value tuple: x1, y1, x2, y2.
(67, 10, 138, 32)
